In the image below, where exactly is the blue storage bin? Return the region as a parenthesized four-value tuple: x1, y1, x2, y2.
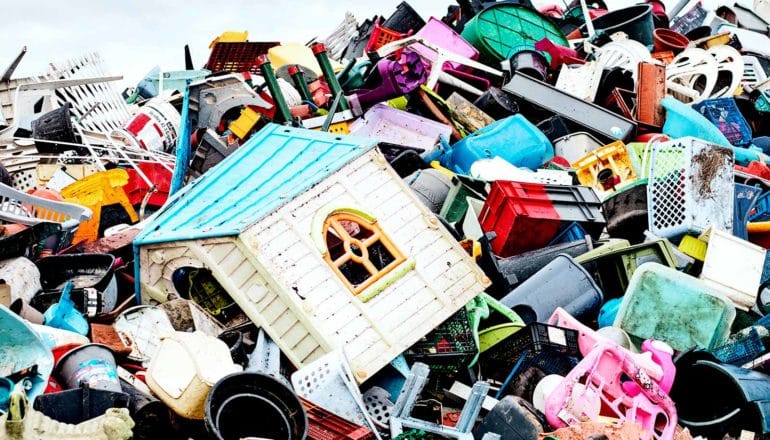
(735, 184, 763, 240)
(693, 98, 753, 147)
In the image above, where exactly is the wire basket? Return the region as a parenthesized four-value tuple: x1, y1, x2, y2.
(403, 307, 477, 373)
(692, 98, 753, 147)
(206, 41, 278, 74)
(480, 323, 580, 382)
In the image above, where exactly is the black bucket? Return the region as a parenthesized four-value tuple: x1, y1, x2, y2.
(382, 2, 426, 33)
(473, 87, 519, 120)
(602, 181, 648, 244)
(589, 4, 654, 48)
(31, 103, 79, 154)
(218, 330, 248, 367)
(509, 50, 549, 82)
(205, 372, 307, 440)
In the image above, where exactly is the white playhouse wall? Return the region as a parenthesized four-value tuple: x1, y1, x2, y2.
(139, 149, 489, 382)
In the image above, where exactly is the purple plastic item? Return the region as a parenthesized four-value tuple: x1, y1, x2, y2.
(412, 17, 479, 72)
(348, 103, 452, 150)
(348, 50, 427, 109)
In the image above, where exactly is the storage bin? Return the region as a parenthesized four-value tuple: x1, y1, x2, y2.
(601, 180, 648, 244)
(613, 263, 736, 352)
(552, 132, 604, 164)
(302, 396, 376, 440)
(403, 306, 477, 373)
(692, 98, 753, 147)
(699, 228, 766, 310)
(412, 17, 479, 72)
(647, 137, 734, 239)
(478, 181, 605, 257)
(500, 254, 603, 324)
(365, 19, 411, 53)
(348, 103, 451, 150)
(734, 183, 762, 240)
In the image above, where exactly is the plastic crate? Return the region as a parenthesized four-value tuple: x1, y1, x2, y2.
(478, 181, 605, 258)
(403, 307, 477, 373)
(479, 322, 580, 382)
(0, 182, 91, 248)
(692, 98, 753, 147)
(647, 137, 734, 239)
(302, 397, 376, 440)
(734, 183, 763, 240)
(365, 19, 410, 52)
(205, 41, 279, 74)
(711, 327, 767, 366)
(700, 228, 766, 310)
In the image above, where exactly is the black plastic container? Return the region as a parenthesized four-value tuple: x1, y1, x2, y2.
(496, 239, 592, 290)
(382, 2, 426, 33)
(121, 379, 175, 440)
(602, 181, 648, 244)
(473, 396, 543, 440)
(205, 372, 307, 440)
(31, 103, 79, 154)
(473, 87, 519, 120)
(33, 384, 129, 424)
(32, 253, 117, 315)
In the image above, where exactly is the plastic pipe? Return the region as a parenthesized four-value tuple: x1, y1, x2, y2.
(288, 65, 312, 102)
(257, 55, 292, 123)
(311, 43, 349, 111)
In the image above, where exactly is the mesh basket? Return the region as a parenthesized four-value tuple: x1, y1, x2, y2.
(692, 98, 753, 147)
(403, 307, 477, 373)
(479, 323, 580, 382)
(646, 138, 734, 239)
(205, 41, 278, 74)
(365, 19, 410, 52)
(711, 327, 767, 366)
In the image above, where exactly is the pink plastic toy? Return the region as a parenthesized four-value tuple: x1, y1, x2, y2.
(544, 341, 678, 440)
(548, 308, 664, 382)
(623, 340, 676, 397)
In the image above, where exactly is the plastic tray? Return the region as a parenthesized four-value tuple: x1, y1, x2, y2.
(348, 103, 452, 150)
(205, 41, 278, 74)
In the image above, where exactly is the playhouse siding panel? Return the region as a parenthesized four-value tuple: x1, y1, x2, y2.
(244, 150, 487, 381)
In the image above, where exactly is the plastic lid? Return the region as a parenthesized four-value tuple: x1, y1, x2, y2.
(311, 43, 326, 55)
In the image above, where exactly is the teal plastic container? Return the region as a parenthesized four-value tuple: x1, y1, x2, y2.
(614, 263, 735, 352)
(426, 114, 553, 174)
(461, 4, 567, 63)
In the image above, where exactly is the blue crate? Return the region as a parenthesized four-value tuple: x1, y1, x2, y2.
(734, 184, 763, 240)
(692, 98, 753, 147)
(547, 222, 587, 246)
(712, 327, 767, 366)
(750, 191, 770, 223)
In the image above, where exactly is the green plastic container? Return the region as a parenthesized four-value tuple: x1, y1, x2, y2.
(614, 263, 735, 352)
(461, 4, 568, 63)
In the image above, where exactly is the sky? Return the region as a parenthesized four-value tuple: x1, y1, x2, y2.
(1, 0, 451, 88)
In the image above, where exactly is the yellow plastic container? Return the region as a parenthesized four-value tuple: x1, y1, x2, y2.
(61, 169, 139, 243)
(209, 30, 249, 48)
(678, 235, 708, 261)
(573, 141, 638, 197)
(228, 107, 261, 139)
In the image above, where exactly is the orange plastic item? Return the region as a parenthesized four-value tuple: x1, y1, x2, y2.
(365, 18, 411, 52)
(60, 169, 139, 243)
(25, 188, 64, 223)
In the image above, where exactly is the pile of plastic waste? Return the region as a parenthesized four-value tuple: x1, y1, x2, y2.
(2, 0, 770, 438)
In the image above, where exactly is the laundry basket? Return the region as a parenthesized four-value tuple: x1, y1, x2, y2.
(646, 137, 734, 239)
(0, 183, 91, 249)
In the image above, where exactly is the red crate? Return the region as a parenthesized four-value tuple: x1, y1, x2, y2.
(301, 397, 376, 440)
(365, 18, 411, 53)
(478, 181, 604, 258)
(205, 41, 279, 74)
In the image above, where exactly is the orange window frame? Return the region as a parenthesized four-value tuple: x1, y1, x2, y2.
(323, 212, 406, 295)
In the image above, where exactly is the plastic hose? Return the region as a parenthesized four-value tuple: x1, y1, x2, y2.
(678, 408, 741, 427)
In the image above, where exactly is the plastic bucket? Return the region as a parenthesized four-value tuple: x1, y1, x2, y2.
(218, 330, 248, 367)
(118, 98, 181, 153)
(510, 50, 549, 81)
(590, 5, 654, 48)
(472, 87, 519, 120)
(205, 372, 307, 440)
(653, 28, 689, 54)
(500, 254, 603, 324)
(54, 343, 121, 393)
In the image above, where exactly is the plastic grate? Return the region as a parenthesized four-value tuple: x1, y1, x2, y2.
(403, 307, 477, 373)
(302, 396, 377, 440)
(647, 142, 690, 238)
(693, 98, 753, 147)
(205, 41, 278, 74)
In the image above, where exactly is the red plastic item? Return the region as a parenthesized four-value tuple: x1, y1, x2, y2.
(478, 181, 562, 257)
(124, 162, 173, 208)
(535, 38, 580, 70)
(365, 18, 412, 53)
(205, 41, 279, 74)
(301, 397, 376, 440)
(736, 161, 770, 180)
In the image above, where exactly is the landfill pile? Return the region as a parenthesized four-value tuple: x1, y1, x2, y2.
(4, 0, 770, 438)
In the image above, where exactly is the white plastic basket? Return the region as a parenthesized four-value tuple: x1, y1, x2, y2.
(0, 182, 91, 233)
(646, 137, 734, 239)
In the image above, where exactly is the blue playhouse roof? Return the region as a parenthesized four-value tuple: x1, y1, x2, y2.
(134, 124, 377, 246)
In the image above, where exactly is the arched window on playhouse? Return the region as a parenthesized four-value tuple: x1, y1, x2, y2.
(322, 210, 406, 296)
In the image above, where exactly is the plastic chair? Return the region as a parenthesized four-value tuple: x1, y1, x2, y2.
(61, 169, 139, 243)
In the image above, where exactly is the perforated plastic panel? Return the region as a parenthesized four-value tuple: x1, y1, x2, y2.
(291, 350, 381, 438)
(362, 387, 393, 429)
(647, 138, 734, 239)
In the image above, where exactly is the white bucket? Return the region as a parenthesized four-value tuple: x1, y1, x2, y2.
(119, 99, 181, 153)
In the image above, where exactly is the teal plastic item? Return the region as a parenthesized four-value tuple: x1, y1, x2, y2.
(135, 124, 377, 246)
(662, 97, 769, 165)
(169, 80, 192, 197)
(613, 263, 736, 352)
(425, 114, 553, 175)
(598, 297, 622, 328)
(460, 4, 567, 63)
(137, 67, 211, 98)
(43, 281, 89, 336)
(0, 305, 54, 409)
